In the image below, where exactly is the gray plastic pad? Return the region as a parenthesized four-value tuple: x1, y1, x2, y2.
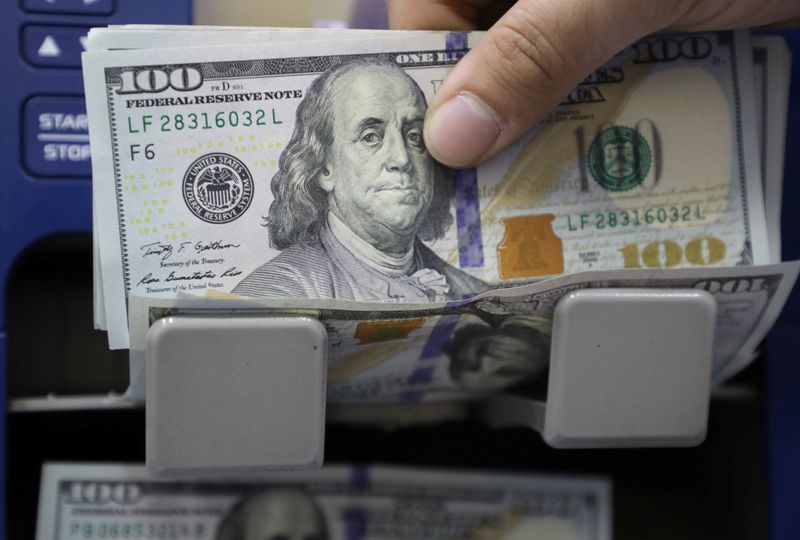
(146, 316, 327, 477)
(545, 288, 716, 448)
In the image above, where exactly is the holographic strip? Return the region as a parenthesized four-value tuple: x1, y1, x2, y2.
(345, 466, 370, 539)
(446, 31, 485, 269)
(420, 314, 460, 360)
(454, 167, 485, 268)
(401, 315, 461, 402)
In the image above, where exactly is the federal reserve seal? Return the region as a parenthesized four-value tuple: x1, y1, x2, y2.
(182, 153, 254, 224)
(588, 125, 651, 192)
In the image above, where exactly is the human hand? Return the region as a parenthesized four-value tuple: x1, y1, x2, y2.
(387, 0, 800, 168)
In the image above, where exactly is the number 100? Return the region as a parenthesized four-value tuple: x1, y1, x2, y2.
(117, 67, 203, 94)
(619, 236, 726, 268)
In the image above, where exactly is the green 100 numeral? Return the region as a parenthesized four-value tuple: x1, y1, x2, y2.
(619, 236, 726, 268)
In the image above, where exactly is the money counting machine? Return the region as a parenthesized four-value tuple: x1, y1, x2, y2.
(2, 3, 799, 535)
(0, 0, 193, 530)
(143, 288, 716, 477)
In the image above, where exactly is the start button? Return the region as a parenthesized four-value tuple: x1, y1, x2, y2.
(24, 95, 91, 178)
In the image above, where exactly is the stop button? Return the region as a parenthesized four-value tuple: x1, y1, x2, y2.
(24, 95, 92, 178)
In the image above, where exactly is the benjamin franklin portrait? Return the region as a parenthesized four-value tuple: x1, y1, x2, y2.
(446, 316, 551, 393)
(215, 489, 328, 540)
(233, 57, 488, 302)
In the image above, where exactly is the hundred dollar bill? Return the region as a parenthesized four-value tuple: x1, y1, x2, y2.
(86, 28, 473, 333)
(85, 26, 789, 302)
(86, 28, 787, 341)
(125, 262, 798, 402)
(86, 26, 444, 52)
(83, 30, 768, 349)
(752, 36, 792, 263)
(87, 30, 437, 333)
(36, 463, 611, 540)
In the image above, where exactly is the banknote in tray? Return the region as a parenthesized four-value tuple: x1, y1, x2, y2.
(36, 462, 612, 540)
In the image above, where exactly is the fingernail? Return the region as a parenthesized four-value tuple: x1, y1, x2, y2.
(426, 92, 503, 167)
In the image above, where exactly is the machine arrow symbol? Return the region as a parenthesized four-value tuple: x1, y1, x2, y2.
(38, 36, 61, 58)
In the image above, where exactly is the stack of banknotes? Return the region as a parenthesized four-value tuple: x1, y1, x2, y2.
(36, 462, 611, 540)
(82, 26, 796, 402)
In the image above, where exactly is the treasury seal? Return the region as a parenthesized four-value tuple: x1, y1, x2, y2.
(182, 153, 254, 224)
(588, 125, 651, 192)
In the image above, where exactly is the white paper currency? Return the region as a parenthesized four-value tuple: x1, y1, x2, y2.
(87, 28, 793, 352)
(36, 463, 612, 540)
(86, 27, 462, 332)
(124, 262, 798, 402)
(83, 30, 768, 348)
(85, 26, 451, 52)
(753, 35, 792, 263)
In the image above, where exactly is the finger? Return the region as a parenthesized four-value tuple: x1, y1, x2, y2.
(423, 0, 668, 167)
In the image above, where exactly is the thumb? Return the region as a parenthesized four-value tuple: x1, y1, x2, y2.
(424, 0, 669, 167)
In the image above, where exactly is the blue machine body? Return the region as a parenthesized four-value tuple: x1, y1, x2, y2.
(767, 28, 800, 540)
(0, 0, 192, 534)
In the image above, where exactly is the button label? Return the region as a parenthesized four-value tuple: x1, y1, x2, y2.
(37, 36, 62, 58)
(24, 96, 92, 178)
(23, 0, 114, 15)
(23, 26, 90, 68)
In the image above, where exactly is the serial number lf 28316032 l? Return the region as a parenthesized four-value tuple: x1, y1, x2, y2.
(567, 205, 706, 231)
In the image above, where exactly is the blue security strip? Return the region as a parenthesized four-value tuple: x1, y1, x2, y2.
(400, 390, 423, 403)
(408, 366, 436, 384)
(420, 315, 460, 360)
(454, 168, 485, 268)
(445, 31, 468, 53)
(444, 31, 485, 269)
(345, 508, 368, 540)
(345, 466, 370, 540)
(24, 95, 91, 177)
(402, 315, 461, 402)
(349, 464, 370, 488)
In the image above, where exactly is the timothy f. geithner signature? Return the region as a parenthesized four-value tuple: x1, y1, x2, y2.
(139, 240, 241, 261)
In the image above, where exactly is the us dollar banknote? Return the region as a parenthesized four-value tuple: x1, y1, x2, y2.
(125, 262, 798, 402)
(83, 30, 768, 348)
(36, 463, 611, 540)
(752, 35, 792, 262)
(86, 29, 477, 333)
